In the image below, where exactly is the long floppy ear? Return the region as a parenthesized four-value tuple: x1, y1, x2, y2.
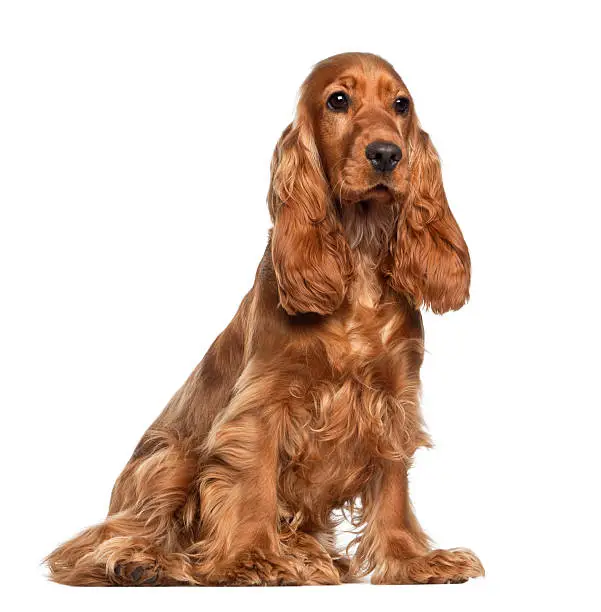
(268, 115, 352, 316)
(388, 123, 471, 314)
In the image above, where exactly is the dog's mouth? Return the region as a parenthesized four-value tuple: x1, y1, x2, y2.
(336, 179, 402, 210)
(354, 184, 394, 206)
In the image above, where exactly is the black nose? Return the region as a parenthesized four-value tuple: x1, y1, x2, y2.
(365, 141, 402, 172)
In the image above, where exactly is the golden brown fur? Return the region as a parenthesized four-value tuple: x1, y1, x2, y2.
(46, 53, 483, 586)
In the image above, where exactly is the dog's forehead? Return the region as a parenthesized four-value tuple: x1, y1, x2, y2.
(302, 53, 407, 102)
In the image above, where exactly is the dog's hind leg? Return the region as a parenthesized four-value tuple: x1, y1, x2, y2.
(46, 429, 198, 586)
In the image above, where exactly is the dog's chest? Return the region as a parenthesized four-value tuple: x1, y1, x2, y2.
(282, 371, 409, 511)
(280, 265, 414, 508)
(325, 258, 401, 369)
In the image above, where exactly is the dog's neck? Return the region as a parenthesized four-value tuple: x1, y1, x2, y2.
(337, 197, 399, 260)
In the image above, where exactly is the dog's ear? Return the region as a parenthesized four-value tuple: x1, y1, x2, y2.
(268, 114, 352, 316)
(388, 122, 470, 313)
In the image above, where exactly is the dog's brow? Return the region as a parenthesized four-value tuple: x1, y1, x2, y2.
(332, 75, 357, 90)
(378, 77, 404, 98)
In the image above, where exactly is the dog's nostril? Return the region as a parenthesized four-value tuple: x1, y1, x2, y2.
(365, 141, 402, 172)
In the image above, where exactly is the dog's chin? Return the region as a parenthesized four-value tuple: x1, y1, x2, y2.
(343, 184, 396, 207)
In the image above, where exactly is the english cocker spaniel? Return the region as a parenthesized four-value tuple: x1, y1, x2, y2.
(47, 52, 484, 586)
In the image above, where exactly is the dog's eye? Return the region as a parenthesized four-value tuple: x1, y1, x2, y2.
(394, 96, 410, 115)
(327, 91, 350, 112)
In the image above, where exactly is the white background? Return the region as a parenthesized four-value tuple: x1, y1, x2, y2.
(1, 1, 599, 610)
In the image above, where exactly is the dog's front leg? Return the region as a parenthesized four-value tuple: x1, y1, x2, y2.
(195, 405, 284, 584)
(193, 378, 318, 586)
(356, 460, 485, 584)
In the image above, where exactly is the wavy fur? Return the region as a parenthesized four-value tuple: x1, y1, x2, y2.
(46, 53, 483, 586)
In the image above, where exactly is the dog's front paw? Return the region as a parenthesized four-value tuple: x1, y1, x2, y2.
(372, 548, 484, 585)
(204, 550, 308, 586)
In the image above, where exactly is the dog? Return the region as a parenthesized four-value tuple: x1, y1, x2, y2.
(47, 52, 484, 586)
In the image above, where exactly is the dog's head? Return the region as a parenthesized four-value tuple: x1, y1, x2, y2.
(269, 53, 470, 316)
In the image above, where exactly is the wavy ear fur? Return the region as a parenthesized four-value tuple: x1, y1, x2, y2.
(389, 124, 471, 314)
(268, 116, 352, 316)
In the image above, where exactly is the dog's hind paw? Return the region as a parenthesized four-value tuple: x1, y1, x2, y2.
(112, 561, 160, 586)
